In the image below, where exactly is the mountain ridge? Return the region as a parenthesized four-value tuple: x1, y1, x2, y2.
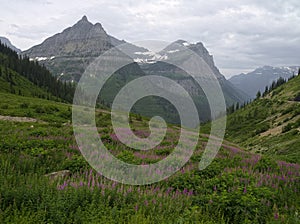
(229, 65, 299, 98)
(22, 16, 250, 122)
(23, 16, 147, 82)
(0, 36, 21, 53)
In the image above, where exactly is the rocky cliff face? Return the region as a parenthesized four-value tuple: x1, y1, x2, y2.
(24, 16, 112, 57)
(23, 16, 146, 82)
(161, 40, 223, 78)
(140, 40, 250, 106)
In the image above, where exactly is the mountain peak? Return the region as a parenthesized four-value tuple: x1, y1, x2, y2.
(75, 15, 92, 26)
(94, 22, 104, 30)
(81, 15, 88, 21)
(195, 41, 204, 47)
(173, 39, 191, 46)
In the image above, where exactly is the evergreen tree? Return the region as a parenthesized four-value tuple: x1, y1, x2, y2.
(235, 102, 240, 111)
(0, 41, 76, 102)
(256, 91, 261, 99)
(264, 86, 269, 95)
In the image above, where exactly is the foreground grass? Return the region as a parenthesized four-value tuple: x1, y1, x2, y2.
(0, 93, 299, 223)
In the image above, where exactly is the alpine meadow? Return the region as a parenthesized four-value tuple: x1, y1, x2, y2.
(0, 2, 300, 224)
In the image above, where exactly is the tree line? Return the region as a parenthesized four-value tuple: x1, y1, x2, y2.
(0, 41, 76, 102)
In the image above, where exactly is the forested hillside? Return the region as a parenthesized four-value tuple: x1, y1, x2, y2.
(0, 41, 76, 102)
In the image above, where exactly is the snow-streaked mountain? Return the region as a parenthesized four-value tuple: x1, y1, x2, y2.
(138, 40, 250, 108)
(22, 16, 250, 122)
(229, 66, 299, 98)
(23, 16, 147, 82)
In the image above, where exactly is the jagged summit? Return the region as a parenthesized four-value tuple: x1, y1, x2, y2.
(23, 15, 112, 58)
(73, 16, 105, 31)
(81, 15, 88, 22)
(22, 16, 146, 81)
(160, 40, 221, 78)
(72, 15, 93, 28)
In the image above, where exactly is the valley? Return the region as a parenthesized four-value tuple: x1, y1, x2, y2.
(0, 13, 299, 224)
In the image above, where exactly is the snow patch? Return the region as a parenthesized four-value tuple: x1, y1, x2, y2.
(29, 56, 56, 61)
(134, 51, 156, 56)
(35, 57, 48, 61)
(133, 58, 145, 63)
(134, 51, 168, 63)
(167, 49, 179, 53)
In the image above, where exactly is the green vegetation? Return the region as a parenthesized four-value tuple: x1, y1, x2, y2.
(222, 74, 300, 163)
(0, 65, 51, 98)
(0, 92, 71, 123)
(0, 43, 299, 223)
(0, 41, 76, 102)
(0, 92, 299, 223)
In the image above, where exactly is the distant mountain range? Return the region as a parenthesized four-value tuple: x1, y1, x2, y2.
(2, 16, 299, 123)
(0, 36, 21, 53)
(229, 66, 299, 99)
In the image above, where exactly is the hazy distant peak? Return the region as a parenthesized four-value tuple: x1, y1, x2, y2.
(229, 65, 299, 98)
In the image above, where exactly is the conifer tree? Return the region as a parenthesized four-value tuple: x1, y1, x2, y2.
(256, 91, 261, 99)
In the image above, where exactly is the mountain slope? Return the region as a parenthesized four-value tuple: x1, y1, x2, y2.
(23, 16, 147, 82)
(0, 66, 50, 98)
(229, 66, 299, 98)
(0, 83, 299, 223)
(23, 17, 249, 123)
(0, 41, 75, 102)
(140, 40, 250, 108)
(0, 36, 21, 53)
(225, 74, 300, 163)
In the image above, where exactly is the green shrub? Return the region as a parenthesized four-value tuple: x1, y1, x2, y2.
(35, 106, 45, 113)
(282, 123, 292, 133)
(1, 104, 9, 109)
(63, 155, 88, 172)
(20, 102, 29, 108)
(254, 157, 279, 172)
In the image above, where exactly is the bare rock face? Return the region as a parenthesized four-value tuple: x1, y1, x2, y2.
(23, 16, 118, 82)
(45, 170, 71, 180)
(23, 16, 147, 82)
(24, 16, 112, 58)
(140, 40, 250, 106)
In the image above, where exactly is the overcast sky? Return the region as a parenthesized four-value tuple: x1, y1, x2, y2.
(0, 0, 299, 78)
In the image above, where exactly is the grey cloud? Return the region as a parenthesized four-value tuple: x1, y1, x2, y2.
(0, 0, 299, 77)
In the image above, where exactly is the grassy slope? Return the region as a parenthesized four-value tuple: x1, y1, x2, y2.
(0, 92, 71, 123)
(224, 75, 300, 163)
(0, 92, 299, 223)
